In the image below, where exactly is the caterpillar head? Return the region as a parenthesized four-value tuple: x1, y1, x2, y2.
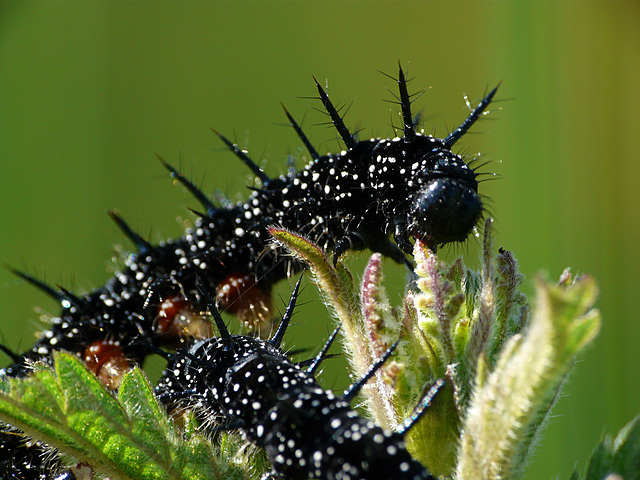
(407, 143, 482, 248)
(370, 134, 483, 252)
(370, 68, 497, 253)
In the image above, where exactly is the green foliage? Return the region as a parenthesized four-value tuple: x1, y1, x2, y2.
(456, 272, 600, 480)
(0, 352, 259, 480)
(272, 220, 604, 479)
(573, 416, 640, 480)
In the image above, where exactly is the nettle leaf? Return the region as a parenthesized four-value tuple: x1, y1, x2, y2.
(573, 416, 640, 480)
(0, 352, 255, 480)
(456, 274, 601, 480)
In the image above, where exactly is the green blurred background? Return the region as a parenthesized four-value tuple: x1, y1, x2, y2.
(1, 1, 638, 478)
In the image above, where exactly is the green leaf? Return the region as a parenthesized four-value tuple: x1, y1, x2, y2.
(117, 367, 174, 471)
(613, 416, 640, 479)
(0, 352, 257, 480)
(574, 416, 640, 480)
(456, 274, 601, 480)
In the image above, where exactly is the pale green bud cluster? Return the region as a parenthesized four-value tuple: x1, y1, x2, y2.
(271, 219, 601, 479)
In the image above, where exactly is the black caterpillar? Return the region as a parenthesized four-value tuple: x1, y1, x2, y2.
(2, 66, 495, 381)
(157, 277, 442, 480)
(1, 66, 497, 479)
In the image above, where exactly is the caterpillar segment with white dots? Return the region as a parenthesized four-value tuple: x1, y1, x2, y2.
(157, 277, 443, 480)
(1, 66, 497, 479)
(2, 66, 496, 381)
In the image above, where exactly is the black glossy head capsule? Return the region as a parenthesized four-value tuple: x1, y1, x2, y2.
(408, 160, 482, 248)
(372, 72, 498, 253)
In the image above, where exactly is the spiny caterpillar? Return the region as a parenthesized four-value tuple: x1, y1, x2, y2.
(157, 277, 443, 480)
(0, 66, 497, 479)
(2, 66, 496, 381)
